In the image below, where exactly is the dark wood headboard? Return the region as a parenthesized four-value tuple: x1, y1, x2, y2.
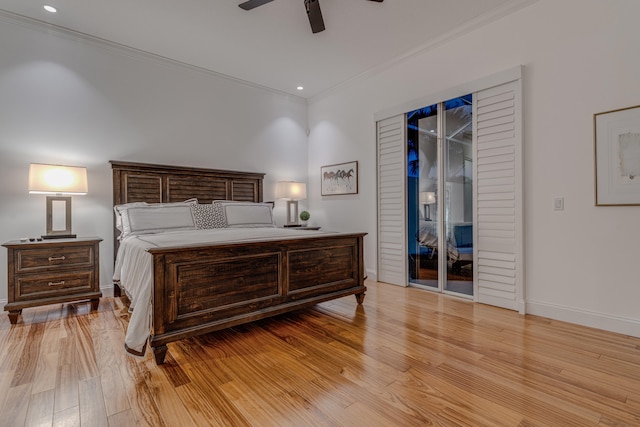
(110, 161, 265, 254)
(110, 160, 264, 205)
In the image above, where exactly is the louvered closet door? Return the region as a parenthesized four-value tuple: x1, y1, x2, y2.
(474, 79, 524, 312)
(377, 115, 407, 286)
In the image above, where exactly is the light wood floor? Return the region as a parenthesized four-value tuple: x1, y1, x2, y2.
(1, 281, 639, 427)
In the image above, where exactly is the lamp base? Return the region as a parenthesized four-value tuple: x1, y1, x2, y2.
(285, 200, 299, 227)
(42, 234, 76, 240)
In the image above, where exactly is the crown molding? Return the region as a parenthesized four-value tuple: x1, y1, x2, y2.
(308, 0, 539, 105)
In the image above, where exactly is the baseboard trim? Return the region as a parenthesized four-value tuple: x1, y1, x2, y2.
(366, 269, 377, 283)
(526, 299, 640, 338)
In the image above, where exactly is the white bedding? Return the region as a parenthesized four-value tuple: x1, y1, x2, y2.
(416, 221, 459, 262)
(113, 227, 336, 354)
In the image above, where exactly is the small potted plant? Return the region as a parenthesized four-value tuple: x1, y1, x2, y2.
(299, 210, 310, 225)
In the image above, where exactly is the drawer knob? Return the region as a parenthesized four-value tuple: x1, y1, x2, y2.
(48, 281, 66, 287)
(48, 256, 66, 262)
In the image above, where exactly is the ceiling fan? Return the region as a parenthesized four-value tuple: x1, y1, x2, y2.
(239, 0, 384, 34)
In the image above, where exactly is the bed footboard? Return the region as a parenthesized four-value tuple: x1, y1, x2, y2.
(147, 233, 366, 364)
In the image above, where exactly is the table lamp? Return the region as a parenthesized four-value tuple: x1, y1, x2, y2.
(28, 163, 88, 239)
(419, 191, 436, 221)
(276, 181, 307, 227)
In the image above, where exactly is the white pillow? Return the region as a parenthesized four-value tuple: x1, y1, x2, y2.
(114, 202, 148, 232)
(217, 201, 275, 228)
(115, 200, 197, 238)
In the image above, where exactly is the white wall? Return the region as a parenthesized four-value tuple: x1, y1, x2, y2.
(308, 0, 640, 337)
(0, 15, 308, 299)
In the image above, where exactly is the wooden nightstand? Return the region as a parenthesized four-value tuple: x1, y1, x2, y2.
(3, 237, 102, 324)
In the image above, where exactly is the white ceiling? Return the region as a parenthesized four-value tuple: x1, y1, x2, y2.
(0, 0, 533, 99)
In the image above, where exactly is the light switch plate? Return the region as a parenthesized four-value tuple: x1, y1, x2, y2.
(554, 197, 564, 211)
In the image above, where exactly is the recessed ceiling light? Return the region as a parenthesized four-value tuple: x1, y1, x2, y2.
(296, 86, 304, 91)
(43, 5, 57, 13)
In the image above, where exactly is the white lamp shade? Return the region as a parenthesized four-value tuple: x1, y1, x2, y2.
(275, 181, 307, 200)
(419, 191, 436, 204)
(29, 163, 88, 195)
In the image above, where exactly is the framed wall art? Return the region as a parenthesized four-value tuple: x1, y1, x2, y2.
(594, 105, 640, 205)
(321, 161, 358, 196)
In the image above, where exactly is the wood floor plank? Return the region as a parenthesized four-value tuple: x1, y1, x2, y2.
(0, 321, 20, 372)
(107, 409, 138, 427)
(31, 315, 63, 395)
(0, 280, 638, 426)
(1, 383, 31, 426)
(74, 315, 100, 381)
(178, 360, 252, 426)
(0, 372, 12, 415)
(433, 358, 602, 425)
(25, 388, 55, 426)
(11, 322, 45, 387)
(89, 308, 131, 417)
(140, 357, 197, 426)
(52, 405, 80, 427)
(78, 376, 108, 427)
(158, 352, 191, 388)
(99, 304, 167, 427)
(174, 381, 241, 427)
(55, 352, 79, 413)
(92, 326, 130, 416)
(31, 350, 59, 395)
(387, 369, 526, 426)
(218, 323, 432, 425)
(115, 353, 166, 427)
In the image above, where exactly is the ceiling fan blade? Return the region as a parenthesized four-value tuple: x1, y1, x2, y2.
(238, 0, 274, 11)
(305, 0, 325, 33)
(368, 0, 384, 2)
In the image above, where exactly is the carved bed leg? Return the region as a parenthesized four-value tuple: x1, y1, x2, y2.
(153, 345, 168, 365)
(90, 298, 100, 310)
(113, 282, 122, 298)
(8, 310, 21, 324)
(355, 292, 366, 304)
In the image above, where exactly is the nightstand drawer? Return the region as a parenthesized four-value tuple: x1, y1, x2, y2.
(16, 245, 94, 272)
(16, 271, 95, 300)
(3, 237, 102, 324)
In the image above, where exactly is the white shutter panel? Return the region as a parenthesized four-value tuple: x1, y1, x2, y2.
(474, 79, 524, 312)
(377, 115, 406, 286)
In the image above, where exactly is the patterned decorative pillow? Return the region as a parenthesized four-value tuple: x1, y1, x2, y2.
(191, 203, 226, 229)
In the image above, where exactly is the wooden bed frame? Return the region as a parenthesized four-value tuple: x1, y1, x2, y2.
(111, 161, 366, 364)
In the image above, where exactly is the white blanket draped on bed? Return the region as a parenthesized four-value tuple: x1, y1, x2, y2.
(113, 227, 336, 354)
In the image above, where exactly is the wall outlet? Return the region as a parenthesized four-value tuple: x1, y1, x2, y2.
(554, 197, 564, 211)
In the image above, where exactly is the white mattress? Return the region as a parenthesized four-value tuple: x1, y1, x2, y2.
(114, 227, 337, 354)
